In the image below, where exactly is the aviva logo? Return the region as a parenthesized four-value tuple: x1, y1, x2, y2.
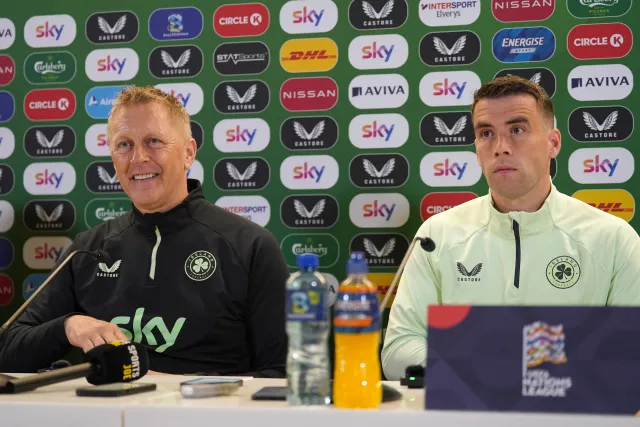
(111, 307, 185, 353)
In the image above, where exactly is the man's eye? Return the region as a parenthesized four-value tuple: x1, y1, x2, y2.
(149, 138, 161, 146)
(117, 141, 131, 149)
(512, 127, 524, 135)
(481, 130, 492, 138)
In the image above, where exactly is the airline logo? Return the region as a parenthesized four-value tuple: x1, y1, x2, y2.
(421, 111, 474, 147)
(84, 198, 130, 228)
(349, 113, 409, 149)
(24, 125, 76, 158)
(349, 73, 408, 109)
(419, 0, 481, 26)
(0, 91, 14, 123)
(420, 191, 477, 221)
(0, 164, 14, 195)
(187, 159, 203, 184)
(280, 194, 339, 229)
(214, 157, 270, 191)
(214, 80, 269, 114)
(23, 274, 48, 301)
(213, 3, 269, 37)
(155, 82, 204, 115)
(215, 195, 271, 227)
(493, 27, 556, 62)
(24, 51, 77, 85)
(213, 118, 270, 153)
(85, 123, 110, 157)
(214, 42, 270, 76)
(568, 105, 633, 143)
(149, 45, 204, 79)
(420, 31, 481, 66)
(23, 199, 75, 231)
(23, 236, 73, 270)
(492, 0, 555, 22)
(0, 200, 14, 233)
(419, 70, 481, 106)
(0, 127, 15, 159)
(24, 162, 76, 195)
(568, 23, 632, 60)
(280, 0, 339, 34)
(86, 162, 122, 193)
(86, 85, 126, 119)
(280, 155, 339, 190)
(0, 18, 16, 50)
(567, 0, 632, 18)
(149, 7, 204, 41)
(349, 193, 410, 228)
(494, 67, 556, 97)
(348, 34, 409, 70)
(420, 151, 482, 187)
(0, 55, 15, 86)
(350, 233, 409, 268)
(572, 189, 634, 222)
(569, 147, 634, 184)
(24, 14, 77, 48)
(25, 89, 76, 121)
(280, 77, 338, 112)
(0, 275, 13, 306)
(280, 38, 338, 73)
(348, 0, 409, 30)
(86, 11, 139, 44)
(85, 48, 139, 82)
(350, 153, 409, 188)
(568, 64, 633, 101)
(280, 116, 339, 151)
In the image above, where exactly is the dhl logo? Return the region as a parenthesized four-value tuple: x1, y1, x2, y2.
(280, 38, 338, 73)
(572, 189, 635, 222)
(367, 273, 395, 309)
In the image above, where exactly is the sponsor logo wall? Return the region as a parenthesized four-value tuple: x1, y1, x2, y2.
(0, 1, 637, 324)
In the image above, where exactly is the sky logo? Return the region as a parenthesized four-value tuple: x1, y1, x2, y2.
(363, 121, 394, 142)
(363, 200, 395, 220)
(86, 48, 139, 82)
(23, 236, 73, 269)
(420, 71, 480, 106)
(227, 127, 256, 145)
(214, 118, 270, 153)
(36, 22, 64, 40)
(155, 82, 203, 115)
(349, 193, 409, 228)
(349, 113, 409, 149)
(35, 169, 64, 188)
(293, 162, 325, 183)
(97, 55, 126, 74)
(25, 15, 76, 48)
(280, 0, 338, 34)
(85, 86, 127, 119)
(434, 159, 467, 179)
(363, 42, 394, 62)
(280, 155, 339, 190)
(569, 148, 633, 184)
(349, 35, 409, 70)
(293, 7, 324, 26)
(434, 78, 466, 99)
(583, 156, 619, 176)
(23, 162, 76, 195)
(420, 151, 482, 187)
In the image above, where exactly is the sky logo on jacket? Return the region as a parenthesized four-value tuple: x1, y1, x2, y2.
(281, 0, 338, 34)
(350, 193, 409, 228)
(25, 15, 76, 48)
(348, 34, 409, 70)
(23, 236, 72, 270)
(214, 118, 270, 153)
(569, 147, 634, 184)
(492, 27, 555, 62)
(280, 155, 338, 190)
(149, 7, 203, 41)
(111, 308, 185, 353)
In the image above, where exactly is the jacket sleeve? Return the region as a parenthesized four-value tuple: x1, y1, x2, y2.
(607, 221, 640, 305)
(0, 243, 80, 373)
(243, 231, 289, 378)
(381, 221, 442, 380)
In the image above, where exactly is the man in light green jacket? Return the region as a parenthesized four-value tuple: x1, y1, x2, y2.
(382, 75, 640, 381)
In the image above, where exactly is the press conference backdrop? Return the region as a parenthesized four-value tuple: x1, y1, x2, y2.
(0, 1, 637, 332)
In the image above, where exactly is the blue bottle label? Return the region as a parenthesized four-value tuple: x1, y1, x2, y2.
(333, 290, 380, 333)
(286, 289, 326, 321)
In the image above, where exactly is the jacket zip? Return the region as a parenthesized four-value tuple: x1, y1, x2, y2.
(149, 226, 161, 280)
(512, 220, 521, 289)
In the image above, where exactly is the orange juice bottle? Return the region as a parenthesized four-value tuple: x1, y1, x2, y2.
(333, 251, 382, 409)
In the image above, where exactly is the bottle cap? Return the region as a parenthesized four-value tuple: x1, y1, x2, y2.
(346, 251, 368, 274)
(296, 253, 320, 269)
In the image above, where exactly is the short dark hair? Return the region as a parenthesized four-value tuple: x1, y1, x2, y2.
(471, 75, 555, 127)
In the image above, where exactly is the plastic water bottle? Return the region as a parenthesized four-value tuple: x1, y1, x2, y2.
(285, 253, 330, 405)
(333, 251, 382, 409)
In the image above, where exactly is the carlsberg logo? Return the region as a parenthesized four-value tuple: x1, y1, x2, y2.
(111, 307, 185, 353)
(96, 207, 127, 221)
(579, 0, 618, 5)
(292, 243, 328, 257)
(34, 61, 67, 75)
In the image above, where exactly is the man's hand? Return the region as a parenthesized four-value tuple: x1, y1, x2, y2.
(64, 315, 129, 352)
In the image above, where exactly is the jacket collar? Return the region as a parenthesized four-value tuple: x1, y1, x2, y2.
(131, 179, 203, 233)
(487, 180, 557, 238)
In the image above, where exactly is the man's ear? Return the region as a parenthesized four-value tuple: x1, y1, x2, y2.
(548, 128, 561, 159)
(184, 138, 197, 170)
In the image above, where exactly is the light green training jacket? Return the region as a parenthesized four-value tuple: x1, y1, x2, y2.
(381, 182, 640, 380)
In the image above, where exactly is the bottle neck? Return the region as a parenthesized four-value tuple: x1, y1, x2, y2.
(299, 266, 316, 274)
(347, 272, 367, 281)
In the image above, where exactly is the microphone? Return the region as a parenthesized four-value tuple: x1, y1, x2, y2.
(0, 341, 149, 394)
(379, 237, 436, 314)
(0, 250, 110, 339)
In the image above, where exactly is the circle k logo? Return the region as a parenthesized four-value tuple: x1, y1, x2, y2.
(420, 192, 478, 221)
(280, 77, 338, 112)
(568, 23, 633, 60)
(280, 38, 338, 73)
(24, 89, 76, 121)
(213, 3, 269, 37)
(573, 189, 635, 222)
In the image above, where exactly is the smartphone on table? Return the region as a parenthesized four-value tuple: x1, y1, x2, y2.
(179, 378, 243, 398)
(76, 382, 156, 397)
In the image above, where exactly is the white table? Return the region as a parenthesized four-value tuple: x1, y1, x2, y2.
(0, 375, 636, 427)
